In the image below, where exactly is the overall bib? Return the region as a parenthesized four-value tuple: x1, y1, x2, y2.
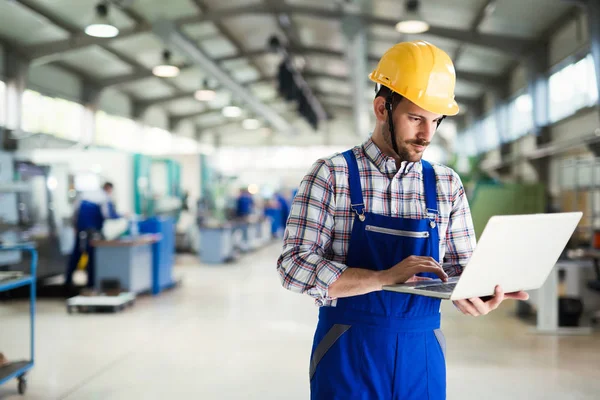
(310, 150, 446, 400)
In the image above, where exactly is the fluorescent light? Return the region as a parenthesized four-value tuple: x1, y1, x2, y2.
(85, 3, 119, 38)
(242, 118, 261, 130)
(223, 106, 242, 118)
(85, 23, 119, 38)
(194, 89, 216, 102)
(152, 65, 180, 78)
(153, 50, 180, 77)
(395, 20, 430, 34)
(396, 0, 429, 34)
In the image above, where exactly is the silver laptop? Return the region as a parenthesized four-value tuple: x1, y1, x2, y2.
(383, 212, 583, 300)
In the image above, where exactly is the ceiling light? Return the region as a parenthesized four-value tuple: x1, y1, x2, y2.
(242, 118, 261, 130)
(222, 106, 242, 118)
(248, 184, 259, 195)
(85, 3, 119, 38)
(152, 50, 180, 78)
(194, 79, 216, 101)
(395, 0, 429, 34)
(194, 89, 216, 101)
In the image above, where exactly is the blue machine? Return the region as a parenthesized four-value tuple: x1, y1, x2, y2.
(0, 243, 37, 395)
(138, 217, 176, 295)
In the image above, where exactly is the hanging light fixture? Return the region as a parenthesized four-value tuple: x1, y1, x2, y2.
(152, 50, 180, 78)
(242, 118, 261, 130)
(194, 79, 216, 102)
(85, 2, 119, 38)
(222, 106, 242, 118)
(395, 0, 430, 34)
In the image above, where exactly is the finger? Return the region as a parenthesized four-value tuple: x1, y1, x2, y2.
(455, 299, 480, 316)
(459, 298, 481, 316)
(452, 300, 470, 315)
(468, 296, 490, 315)
(505, 291, 530, 300)
(485, 286, 505, 310)
(410, 265, 448, 281)
(407, 276, 433, 282)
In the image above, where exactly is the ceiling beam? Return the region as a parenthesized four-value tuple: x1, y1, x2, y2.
(129, 68, 484, 109)
(175, 3, 535, 57)
(453, 0, 496, 63)
(96, 46, 503, 89)
(153, 19, 293, 133)
(23, 3, 534, 62)
(190, 0, 268, 80)
(13, 0, 187, 96)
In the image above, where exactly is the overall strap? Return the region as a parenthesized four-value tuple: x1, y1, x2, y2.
(421, 160, 438, 222)
(342, 150, 365, 218)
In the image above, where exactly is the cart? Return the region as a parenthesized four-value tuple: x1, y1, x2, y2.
(0, 243, 37, 395)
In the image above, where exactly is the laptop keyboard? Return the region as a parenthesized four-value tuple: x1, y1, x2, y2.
(420, 283, 457, 293)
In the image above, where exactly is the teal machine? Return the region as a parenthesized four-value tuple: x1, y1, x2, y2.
(133, 154, 183, 220)
(132, 154, 180, 294)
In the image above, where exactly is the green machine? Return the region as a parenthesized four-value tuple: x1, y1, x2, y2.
(133, 154, 183, 220)
(449, 154, 547, 240)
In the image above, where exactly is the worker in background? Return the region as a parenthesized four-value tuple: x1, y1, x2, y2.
(274, 190, 290, 227)
(277, 41, 529, 400)
(65, 182, 121, 291)
(235, 187, 254, 218)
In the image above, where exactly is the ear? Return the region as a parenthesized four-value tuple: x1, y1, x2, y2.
(373, 97, 387, 123)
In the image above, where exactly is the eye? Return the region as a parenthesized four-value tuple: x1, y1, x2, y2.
(410, 117, 420, 122)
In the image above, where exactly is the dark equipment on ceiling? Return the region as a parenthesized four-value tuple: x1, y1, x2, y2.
(269, 35, 322, 131)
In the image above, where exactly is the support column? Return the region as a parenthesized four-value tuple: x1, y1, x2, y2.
(81, 81, 102, 146)
(588, 0, 600, 119)
(527, 45, 550, 143)
(4, 49, 28, 137)
(342, 1, 370, 137)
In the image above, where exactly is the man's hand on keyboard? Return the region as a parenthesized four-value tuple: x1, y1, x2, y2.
(453, 285, 529, 317)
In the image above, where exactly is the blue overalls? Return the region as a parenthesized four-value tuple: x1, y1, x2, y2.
(66, 199, 119, 288)
(310, 149, 446, 399)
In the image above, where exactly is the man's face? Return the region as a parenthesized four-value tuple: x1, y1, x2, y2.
(383, 99, 444, 163)
(104, 187, 113, 196)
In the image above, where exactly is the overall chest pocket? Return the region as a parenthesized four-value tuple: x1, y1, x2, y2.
(363, 225, 432, 270)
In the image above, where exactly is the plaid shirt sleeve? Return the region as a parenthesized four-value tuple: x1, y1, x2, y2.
(277, 158, 348, 302)
(443, 171, 477, 277)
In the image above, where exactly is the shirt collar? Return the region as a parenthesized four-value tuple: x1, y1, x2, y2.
(361, 137, 422, 175)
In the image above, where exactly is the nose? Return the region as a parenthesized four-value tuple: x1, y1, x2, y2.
(418, 120, 436, 141)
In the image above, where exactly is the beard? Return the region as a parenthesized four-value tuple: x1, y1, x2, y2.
(383, 125, 429, 163)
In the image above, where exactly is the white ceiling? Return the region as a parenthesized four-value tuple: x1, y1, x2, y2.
(0, 0, 580, 146)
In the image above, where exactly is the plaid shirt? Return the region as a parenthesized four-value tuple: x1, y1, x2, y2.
(276, 137, 476, 307)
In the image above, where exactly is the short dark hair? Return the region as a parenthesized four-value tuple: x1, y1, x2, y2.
(375, 84, 403, 108)
(103, 182, 114, 191)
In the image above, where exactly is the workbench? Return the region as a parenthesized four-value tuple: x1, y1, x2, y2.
(91, 234, 160, 294)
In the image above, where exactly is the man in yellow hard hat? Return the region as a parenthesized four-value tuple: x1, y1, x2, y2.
(277, 41, 528, 399)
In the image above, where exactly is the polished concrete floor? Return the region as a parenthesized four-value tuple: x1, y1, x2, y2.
(1, 243, 599, 399)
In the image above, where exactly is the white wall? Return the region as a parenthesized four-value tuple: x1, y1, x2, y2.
(16, 148, 134, 215)
(98, 88, 132, 117)
(28, 64, 82, 102)
(169, 154, 201, 207)
(141, 105, 169, 130)
(509, 64, 528, 96)
(549, 12, 589, 67)
(174, 120, 196, 138)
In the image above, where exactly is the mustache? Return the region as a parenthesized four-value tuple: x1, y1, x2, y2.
(407, 139, 430, 147)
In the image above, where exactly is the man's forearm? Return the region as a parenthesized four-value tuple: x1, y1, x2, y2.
(327, 267, 383, 299)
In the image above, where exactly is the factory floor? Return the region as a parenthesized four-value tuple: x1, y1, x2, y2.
(1, 243, 599, 400)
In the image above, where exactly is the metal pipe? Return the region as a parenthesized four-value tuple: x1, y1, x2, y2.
(152, 19, 294, 134)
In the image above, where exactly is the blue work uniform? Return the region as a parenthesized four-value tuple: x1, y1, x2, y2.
(236, 194, 254, 217)
(309, 150, 446, 399)
(66, 195, 120, 288)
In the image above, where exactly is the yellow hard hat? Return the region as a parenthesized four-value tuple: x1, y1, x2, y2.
(369, 40, 460, 116)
